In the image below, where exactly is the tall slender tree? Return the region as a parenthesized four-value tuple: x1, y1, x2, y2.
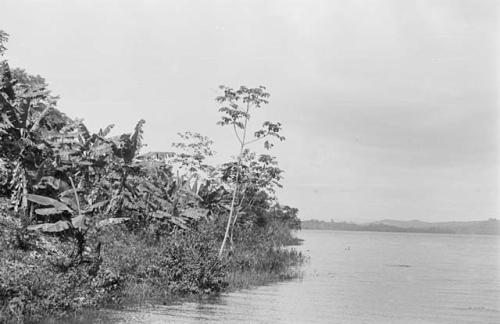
(215, 85, 284, 257)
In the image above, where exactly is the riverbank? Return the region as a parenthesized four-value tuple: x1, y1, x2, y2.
(0, 30, 303, 324)
(0, 216, 304, 324)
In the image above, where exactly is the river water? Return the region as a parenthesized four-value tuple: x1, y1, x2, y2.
(86, 230, 499, 323)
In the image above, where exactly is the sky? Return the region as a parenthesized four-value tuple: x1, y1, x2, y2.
(1, 0, 498, 222)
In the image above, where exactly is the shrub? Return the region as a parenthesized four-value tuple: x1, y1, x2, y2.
(100, 224, 226, 299)
(0, 243, 121, 323)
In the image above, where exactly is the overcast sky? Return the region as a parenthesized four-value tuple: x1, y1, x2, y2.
(1, 0, 498, 222)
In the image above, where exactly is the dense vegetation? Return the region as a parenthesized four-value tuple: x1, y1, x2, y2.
(0, 31, 303, 323)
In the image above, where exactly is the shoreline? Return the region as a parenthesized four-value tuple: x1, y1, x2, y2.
(1, 222, 305, 323)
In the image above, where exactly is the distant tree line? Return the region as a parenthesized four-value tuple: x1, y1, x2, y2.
(301, 219, 500, 235)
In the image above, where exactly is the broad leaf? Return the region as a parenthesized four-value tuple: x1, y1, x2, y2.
(181, 207, 209, 220)
(97, 217, 129, 228)
(35, 207, 61, 216)
(26, 194, 73, 213)
(169, 217, 188, 229)
(152, 211, 171, 219)
(27, 220, 71, 233)
(59, 196, 79, 211)
(59, 188, 79, 198)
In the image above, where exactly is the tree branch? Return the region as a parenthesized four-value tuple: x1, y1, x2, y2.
(246, 132, 269, 145)
(233, 124, 243, 145)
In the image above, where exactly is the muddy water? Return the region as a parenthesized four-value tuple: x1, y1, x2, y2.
(70, 230, 500, 323)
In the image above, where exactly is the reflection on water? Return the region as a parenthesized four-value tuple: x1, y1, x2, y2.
(77, 230, 500, 323)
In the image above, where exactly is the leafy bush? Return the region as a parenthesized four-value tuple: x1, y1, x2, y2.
(100, 224, 226, 297)
(0, 238, 121, 323)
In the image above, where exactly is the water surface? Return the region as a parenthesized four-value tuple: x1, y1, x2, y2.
(98, 230, 500, 323)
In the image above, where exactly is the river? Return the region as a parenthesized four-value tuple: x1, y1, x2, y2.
(72, 230, 500, 323)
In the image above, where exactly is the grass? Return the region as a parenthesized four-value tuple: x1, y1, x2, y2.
(225, 267, 304, 291)
(0, 217, 305, 323)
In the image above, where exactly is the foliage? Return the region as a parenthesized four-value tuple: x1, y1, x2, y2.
(101, 224, 226, 297)
(171, 131, 215, 170)
(0, 31, 8, 56)
(0, 31, 302, 323)
(215, 85, 286, 257)
(0, 222, 122, 324)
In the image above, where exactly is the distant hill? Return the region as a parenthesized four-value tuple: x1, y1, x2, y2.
(376, 219, 434, 229)
(301, 219, 500, 235)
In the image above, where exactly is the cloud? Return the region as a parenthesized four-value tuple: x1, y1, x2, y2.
(1, 0, 497, 221)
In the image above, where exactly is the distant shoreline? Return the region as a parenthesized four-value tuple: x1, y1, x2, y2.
(301, 219, 500, 236)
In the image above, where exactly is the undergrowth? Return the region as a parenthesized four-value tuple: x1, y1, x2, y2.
(0, 218, 304, 323)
